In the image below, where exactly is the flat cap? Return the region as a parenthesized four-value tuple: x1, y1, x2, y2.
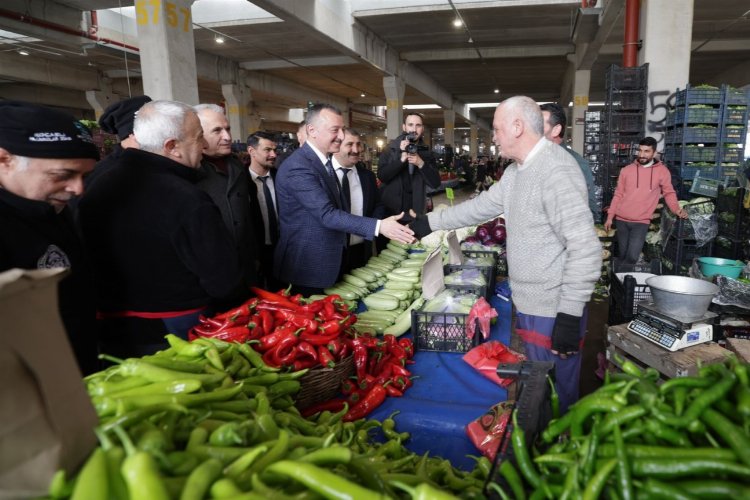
(99, 95, 152, 140)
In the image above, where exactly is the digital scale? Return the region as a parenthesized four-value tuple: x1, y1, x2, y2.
(627, 301, 717, 352)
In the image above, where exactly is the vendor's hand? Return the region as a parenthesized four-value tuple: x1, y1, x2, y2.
(677, 208, 688, 219)
(410, 214, 433, 240)
(551, 312, 582, 359)
(604, 219, 613, 231)
(406, 152, 425, 168)
(380, 212, 416, 244)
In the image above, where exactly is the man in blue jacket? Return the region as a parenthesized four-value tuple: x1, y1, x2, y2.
(273, 103, 414, 296)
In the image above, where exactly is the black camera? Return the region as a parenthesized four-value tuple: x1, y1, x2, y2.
(404, 131, 419, 153)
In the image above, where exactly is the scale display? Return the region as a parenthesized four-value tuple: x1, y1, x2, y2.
(627, 302, 715, 352)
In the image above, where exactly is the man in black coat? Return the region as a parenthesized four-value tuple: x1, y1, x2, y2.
(78, 100, 241, 358)
(377, 111, 441, 219)
(195, 104, 258, 294)
(333, 127, 385, 274)
(0, 101, 100, 374)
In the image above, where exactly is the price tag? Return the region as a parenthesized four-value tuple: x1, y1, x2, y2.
(421, 247, 445, 300)
(445, 187, 455, 206)
(446, 230, 464, 265)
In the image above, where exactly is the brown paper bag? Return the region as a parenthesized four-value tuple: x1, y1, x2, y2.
(0, 269, 97, 499)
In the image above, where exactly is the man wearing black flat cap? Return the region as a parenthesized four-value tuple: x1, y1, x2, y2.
(0, 100, 100, 375)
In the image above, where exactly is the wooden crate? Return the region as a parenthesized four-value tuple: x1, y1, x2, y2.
(726, 337, 750, 363)
(606, 324, 731, 378)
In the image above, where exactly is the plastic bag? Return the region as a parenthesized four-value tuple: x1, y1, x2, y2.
(467, 297, 498, 340)
(462, 340, 525, 387)
(465, 400, 514, 461)
(661, 202, 717, 248)
(422, 289, 478, 314)
(444, 268, 487, 286)
(690, 260, 750, 310)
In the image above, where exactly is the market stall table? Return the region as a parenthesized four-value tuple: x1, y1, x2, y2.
(369, 293, 513, 470)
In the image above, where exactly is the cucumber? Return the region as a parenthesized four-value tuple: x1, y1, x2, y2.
(351, 268, 377, 282)
(383, 298, 425, 337)
(363, 294, 399, 311)
(384, 280, 415, 291)
(342, 274, 368, 288)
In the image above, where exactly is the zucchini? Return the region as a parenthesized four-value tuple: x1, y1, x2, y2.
(383, 298, 425, 337)
(361, 266, 384, 278)
(384, 280, 415, 291)
(342, 274, 368, 288)
(363, 294, 399, 311)
(386, 243, 408, 256)
(386, 273, 420, 284)
(368, 257, 396, 268)
(388, 240, 412, 250)
(377, 289, 411, 301)
(390, 268, 420, 277)
(323, 287, 357, 300)
(407, 251, 429, 260)
(351, 268, 377, 282)
(357, 310, 400, 322)
(380, 248, 406, 261)
(400, 259, 424, 269)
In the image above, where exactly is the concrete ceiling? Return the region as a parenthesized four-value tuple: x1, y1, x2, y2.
(0, 0, 748, 130)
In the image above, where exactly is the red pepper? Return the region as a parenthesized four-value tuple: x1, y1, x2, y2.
(251, 287, 301, 310)
(374, 363, 393, 385)
(321, 301, 336, 321)
(300, 398, 347, 418)
(299, 330, 341, 346)
(341, 379, 357, 395)
(353, 344, 368, 381)
(212, 326, 250, 343)
(296, 341, 318, 363)
(199, 315, 225, 328)
(347, 388, 366, 405)
(292, 358, 317, 372)
(318, 319, 342, 336)
(273, 310, 318, 335)
(262, 349, 280, 368)
(339, 338, 353, 360)
(390, 363, 411, 378)
(257, 324, 298, 351)
(392, 376, 415, 390)
(398, 338, 414, 359)
(259, 309, 275, 334)
(373, 353, 393, 376)
(384, 334, 398, 350)
(274, 345, 298, 367)
(289, 293, 303, 304)
(213, 298, 258, 322)
(343, 385, 388, 421)
(298, 300, 324, 314)
(385, 384, 403, 397)
(317, 346, 336, 368)
(326, 338, 343, 357)
(387, 343, 408, 362)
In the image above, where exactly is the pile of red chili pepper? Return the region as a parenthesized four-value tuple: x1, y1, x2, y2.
(303, 334, 416, 422)
(189, 287, 356, 371)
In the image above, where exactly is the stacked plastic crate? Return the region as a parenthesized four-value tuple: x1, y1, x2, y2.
(584, 110, 604, 217)
(664, 85, 724, 198)
(600, 64, 649, 209)
(714, 186, 749, 260)
(719, 87, 749, 181)
(660, 198, 715, 276)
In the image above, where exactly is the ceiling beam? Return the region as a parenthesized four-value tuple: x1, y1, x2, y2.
(352, 0, 579, 17)
(240, 55, 359, 70)
(575, 0, 624, 70)
(706, 57, 750, 88)
(243, 70, 348, 111)
(249, 0, 487, 128)
(402, 44, 574, 62)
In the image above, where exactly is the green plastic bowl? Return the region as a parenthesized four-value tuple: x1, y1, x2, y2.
(697, 257, 745, 278)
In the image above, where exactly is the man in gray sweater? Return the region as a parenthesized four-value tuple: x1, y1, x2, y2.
(412, 96, 601, 412)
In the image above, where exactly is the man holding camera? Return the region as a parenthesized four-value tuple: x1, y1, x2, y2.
(377, 112, 441, 222)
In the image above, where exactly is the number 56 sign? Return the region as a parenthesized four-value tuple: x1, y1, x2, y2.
(135, 0, 192, 32)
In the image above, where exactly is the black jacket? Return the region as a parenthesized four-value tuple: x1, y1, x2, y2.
(377, 136, 441, 216)
(0, 190, 99, 374)
(197, 155, 258, 290)
(78, 148, 242, 313)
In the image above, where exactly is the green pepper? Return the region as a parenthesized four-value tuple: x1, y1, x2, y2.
(597, 443, 737, 461)
(390, 480, 458, 500)
(47, 470, 72, 500)
(676, 479, 750, 498)
(640, 478, 695, 500)
(114, 357, 227, 384)
(166, 451, 200, 476)
(654, 372, 737, 428)
(210, 477, 244, 498)
(209, 421, 245, 447)
(582, 458, 617, 500)
(268, 380, 302, 398)
(179, 458, 223, 500)
(223, 444, 268, 478)
(612, 424, 634, 500)
(498, 460, 526, 500)
(70, 448, 108, 500)
(98, 403, 187, 433)
(121, 451, 170, 500)
(166, 333, 207, 357)
(701, 407, 750, 467)
(88, 376, 150, 396)
(348, 457, 393, 496)
(268, 460, 389, 499)
(558, 465, 578, 500)
(243, 429, 291, 478)
(298, 445, 352, 465)
(511, 410, 542, 490)
(595, 405, 646, 436)
(645, 419, 690, 447)
(630, 457, 750, 480)
(547, 376, 560, 419)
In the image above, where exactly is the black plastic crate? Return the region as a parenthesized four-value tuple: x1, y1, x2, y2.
(720, 148, 743, 163)
(713, 235, 748, 260)
(604, 113, 644, 133)
(608, 91, 646, 111)
(664, 145, 717, 163)
(606, 64, 648, 90)
(674, 164, 721, 182)
(661, 237, 713, 276)
(486, 362, 555, 499)
(669, 107, 722, 126)
(723, 86, 749, 106)
(718, 212, 750, 239)
(411, 309, 481, 353)
(675, 87, 723, 106)
(443, 267, 490, 300)
(716, 186, 746, 213)
(667, 126, 719, 144)
(721, 126, 747, 143)
(609, 270, 654, 323)
(460, 249, 499, 285)
(723, 106, 748, 125)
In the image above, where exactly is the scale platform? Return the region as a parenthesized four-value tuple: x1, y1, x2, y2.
(627, 301, 717, 352)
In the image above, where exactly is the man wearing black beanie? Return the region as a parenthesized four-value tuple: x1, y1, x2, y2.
(0, 100, 100, 375)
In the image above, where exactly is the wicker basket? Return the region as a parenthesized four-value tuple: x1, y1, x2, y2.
(294, 354, 355, 410)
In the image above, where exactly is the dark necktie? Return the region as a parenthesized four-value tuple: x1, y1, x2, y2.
(259, 176, 278, 244)
(340, 168, 351, 211)
(325, 156, 336, 179)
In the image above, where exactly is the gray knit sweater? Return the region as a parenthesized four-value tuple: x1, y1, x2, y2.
(428, 139, 602, 317)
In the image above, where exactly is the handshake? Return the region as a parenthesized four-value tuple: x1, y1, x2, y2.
(379, 211, 433, 244)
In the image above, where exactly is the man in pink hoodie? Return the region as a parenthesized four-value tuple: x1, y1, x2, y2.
(605, 137, 687, 272)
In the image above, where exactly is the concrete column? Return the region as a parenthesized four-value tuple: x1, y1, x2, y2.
(247, 114, 262, 134)
(469, 124, 478, 159)
(341, 104, 351, 127)
(221, 82, 251, 142)
(571, 69, 591, 154)
(639, 0, 694, 147)
(136, 0, 199, 104)
(85, 84, 116, 120)
(383, 76, 405, 140)
(443, 109, 455, 151)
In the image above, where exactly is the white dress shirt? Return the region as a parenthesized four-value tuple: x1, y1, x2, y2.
(249, 168, 276, 245)
(333, 157, 364, 246)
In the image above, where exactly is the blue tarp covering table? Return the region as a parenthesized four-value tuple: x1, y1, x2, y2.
(369, 293, 513, 470)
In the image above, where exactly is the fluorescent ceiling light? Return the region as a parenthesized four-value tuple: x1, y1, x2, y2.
(403, 104, 441, 110)
(453, 19, 462, 27)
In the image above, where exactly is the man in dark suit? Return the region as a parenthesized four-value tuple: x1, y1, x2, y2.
(246, 131, 281, 290)
(195, 104, 258, 295)
(333, 127, 385, 275)
(274, 103, 415, 296)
